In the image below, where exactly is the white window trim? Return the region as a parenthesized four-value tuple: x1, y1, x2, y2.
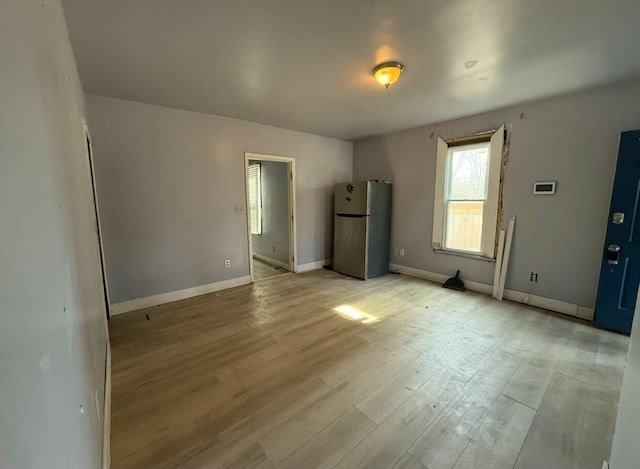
(432, 126, 505, 259)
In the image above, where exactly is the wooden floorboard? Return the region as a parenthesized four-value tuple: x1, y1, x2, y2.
(513, 372, 620, 469)
(253, 258, 289, 281)
(278, 407, 376, 469)
(452, 394, 536, 469)
(108, 269, 628, 469)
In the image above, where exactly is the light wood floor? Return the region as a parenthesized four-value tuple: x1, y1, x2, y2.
(109, 270, 629, 469)
(252, 258, 289, 281)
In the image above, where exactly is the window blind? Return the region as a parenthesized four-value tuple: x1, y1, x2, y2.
(248, 163, 262, 235)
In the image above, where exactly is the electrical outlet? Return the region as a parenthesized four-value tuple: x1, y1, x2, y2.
(400, 249, 405, 256)
(530, 272, 538, 282)
(224, 259, 231, 268)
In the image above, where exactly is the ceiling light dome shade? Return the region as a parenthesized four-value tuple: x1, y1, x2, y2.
(373, 61, 404, 88)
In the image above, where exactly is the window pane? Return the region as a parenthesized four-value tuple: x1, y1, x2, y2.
(445, 201, 483, 252)
(447, 146, 489, 200)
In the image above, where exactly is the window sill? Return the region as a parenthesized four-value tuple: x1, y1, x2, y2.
(433, 249, 496, 263)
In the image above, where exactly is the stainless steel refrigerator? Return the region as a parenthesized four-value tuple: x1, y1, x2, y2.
(333, 181, 392, 279)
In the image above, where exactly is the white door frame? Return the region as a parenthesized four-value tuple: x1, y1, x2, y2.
(83, 120, 112, 319)
(244, 152, 297, 282)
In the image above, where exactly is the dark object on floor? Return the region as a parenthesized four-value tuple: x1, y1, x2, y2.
(324, 264, 334, 270)
(442, 270, 465, 292)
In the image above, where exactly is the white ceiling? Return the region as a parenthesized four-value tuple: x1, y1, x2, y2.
(62, 0, 640, 140)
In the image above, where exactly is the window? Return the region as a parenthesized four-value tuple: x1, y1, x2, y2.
(248, 163, 262, 235)
(432, 126, 505, 258)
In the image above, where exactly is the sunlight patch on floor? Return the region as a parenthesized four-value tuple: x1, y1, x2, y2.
(334, 304, 380, 324)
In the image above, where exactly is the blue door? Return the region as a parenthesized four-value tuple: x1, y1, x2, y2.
(594, 130, 640, 335)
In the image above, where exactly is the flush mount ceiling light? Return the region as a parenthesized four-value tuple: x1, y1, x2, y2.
(373, 61, 404, 89)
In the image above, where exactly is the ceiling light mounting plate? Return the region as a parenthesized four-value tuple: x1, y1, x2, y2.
(373, 61, 404, 89)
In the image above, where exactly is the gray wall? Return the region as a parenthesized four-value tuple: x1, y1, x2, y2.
(251, 160, 290, 265)
(354, 79, 640, 308)
(86, 94, 352, 304)
(0, 1, 108, 468)
(610, 297, 640, 468)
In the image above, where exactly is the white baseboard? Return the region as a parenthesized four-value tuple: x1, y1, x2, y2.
(502, 290, 594, 321)
(102, 341, 111, 469)
(390, 264, 493, 295)
(575, 305, 595, 321)
(390, 263, 594, 321)
(110, 275, 252, 315)
(252, 253, 290, 271)
(297, 258, 331, 273)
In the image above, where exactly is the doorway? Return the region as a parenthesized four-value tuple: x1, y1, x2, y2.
(245, 152, 296, 281)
